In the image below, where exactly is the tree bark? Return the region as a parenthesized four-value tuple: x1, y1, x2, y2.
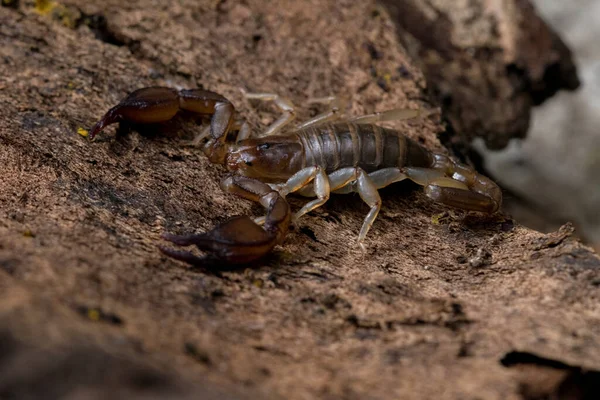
(382, 0, 580, 150)
(0, 1, 597, 399)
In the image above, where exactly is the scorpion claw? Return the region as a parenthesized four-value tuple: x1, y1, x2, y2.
(158, 245, 211, 266)
(160, 232, 204, 247)
(160, 215, 283, 266)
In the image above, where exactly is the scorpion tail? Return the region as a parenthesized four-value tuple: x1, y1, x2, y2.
(430, 155, 502, 213)
(403, 163, 502, 214)
(159, 177, 291, 266)
(423, 185, 500, 214)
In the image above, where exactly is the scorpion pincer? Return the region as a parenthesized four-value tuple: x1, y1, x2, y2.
(89, 87, 502, 265)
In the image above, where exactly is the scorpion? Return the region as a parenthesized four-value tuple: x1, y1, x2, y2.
(89, 87, 502, 265)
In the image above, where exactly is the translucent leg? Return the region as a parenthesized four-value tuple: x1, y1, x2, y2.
(333, 167, 409, 194)
(354, 169, 382, 247)
(253, 166, 329, 224)
(289, 168, 330, 221)
(297, 167, 360, 197)
(365, 167, 409, 188)
(241, 90, 296, 137)
(348, 108, 421, 125)
(295, 95, 349, 130)
(189, 125, 211, 146)
(235, 121, 251, 142)
(295, 167, 384, 246)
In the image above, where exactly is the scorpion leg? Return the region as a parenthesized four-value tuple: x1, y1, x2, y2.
(188, 125, 211, 146)
(270, 166, 331, 222)
(290, 167, 382, 246)
(330, 168, 383, 245)
(89, 87, 235, 142)
(189, 116, 248, 146)
(335, 168, 382, 246)
(255, 166, 355, 225)
(277, 166, 383, 223)
(241, 90, 296, 137)
(330, 168, 409, 195)
(160, 176, 291, 265)
(348, 108, 422, 125)
(295, 96, 349, 130)
(235, 121, 252, 142)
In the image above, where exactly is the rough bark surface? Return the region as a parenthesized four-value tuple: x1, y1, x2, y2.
(382, 0, 580, 150)
(0, 1, 599, 400)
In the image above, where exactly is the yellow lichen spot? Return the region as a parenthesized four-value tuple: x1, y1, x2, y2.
(277, 251, 297, 264)
(35, 0, 79, 29)
(252, 279, 264, 288)
(382, 73, 392, 86)
(58, 8, 79, 29)
(87, 309, 100, 321)
(77, 127, 89, 137)
(431, 212, 450, 225)
(35, 0, 56, 15)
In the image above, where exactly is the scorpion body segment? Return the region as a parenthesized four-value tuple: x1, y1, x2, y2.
(90, 87, 502, 266)
(296, 123, 433, 173)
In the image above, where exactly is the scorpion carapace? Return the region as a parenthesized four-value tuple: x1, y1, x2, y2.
(90, 86, 502, 265)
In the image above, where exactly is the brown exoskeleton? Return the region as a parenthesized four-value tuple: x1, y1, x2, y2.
(90, 87, 502, 265)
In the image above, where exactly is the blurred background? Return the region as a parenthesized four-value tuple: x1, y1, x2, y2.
(479, 0, 600, 246)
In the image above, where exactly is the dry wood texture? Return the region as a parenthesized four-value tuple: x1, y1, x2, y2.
(382, 0, 580, 150)
(0, 1, 598, 399)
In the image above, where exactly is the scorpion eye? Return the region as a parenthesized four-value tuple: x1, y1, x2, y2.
(258, 143, 270, 150)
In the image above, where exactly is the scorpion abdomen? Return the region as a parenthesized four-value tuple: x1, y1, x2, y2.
(296, 123, 433, 173)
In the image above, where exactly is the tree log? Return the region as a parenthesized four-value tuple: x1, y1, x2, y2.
(0, 1, 598, 399)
